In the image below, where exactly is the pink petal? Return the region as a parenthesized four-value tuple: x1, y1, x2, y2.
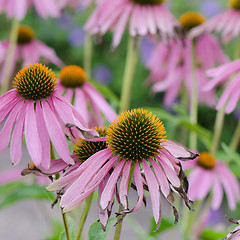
(211, 176, 223, 210)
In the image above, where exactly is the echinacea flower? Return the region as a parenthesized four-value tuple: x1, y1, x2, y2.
(84, 0, 179, 48)
(47, 108, 198, 230)
(224, 217, 240, 240)
(0, 25, 64, 84)
(182, 152, 240, 210)
(57, 65, 117, 127)
(191, 0, 240, 42)
(0, 63, 98, 170)
(205, 59, 240, 114)
(0, 0, 61, 20)
(147, 12, 228, 107)
(57, 0, 102, 9)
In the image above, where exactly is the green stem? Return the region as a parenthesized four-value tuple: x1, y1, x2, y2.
(210, 104, 226, 155)
(119, 36, 139, 114)
(83, 33, 92, 79)
(230, 120, 240, 151)
(114, 161, 136, 240)
(189, 41, 198, 150)
(74, 193, 94, 240)
(61, 209, 71, 240)
(1, 18, 19, 94)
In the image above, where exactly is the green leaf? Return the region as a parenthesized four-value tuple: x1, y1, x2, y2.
(0, 184, 55, 209)
(200, 228, 227, 240)
(149, 217, 175, 236)
(88, 217, 115, 240)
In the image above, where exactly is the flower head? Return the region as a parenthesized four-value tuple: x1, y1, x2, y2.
(191, 0, 240, 42)
(182, 152, 240, 210)
(0, 63, 98, 170)
(84, 0, 178, 48)
(47, 108, 197, 230)
(57, 65, 117, 127)
(179, 12, 206, 31)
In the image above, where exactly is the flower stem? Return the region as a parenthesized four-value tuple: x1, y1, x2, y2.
(1, 18, 19, 94)
(189, 40, 198, 150)
(74, 193, 94, 240)
(83, 32, 92, 79)
(230, 121, 240, 151)
(210, 104, 226, 155)
(119, 36, 139, 113)
(61, 209, 71, 240)
(114, 161, 136, 240)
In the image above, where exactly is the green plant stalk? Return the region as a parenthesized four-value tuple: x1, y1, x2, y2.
(229, 121, 240, 151)
(189, 41, 198, 150)
(114, 161, 136, 240)
(61, 209, 71, 240)
(83, 32, 92, 79)
(1, 18, 19, 94)
(119, 36, 139, 114)
(210, 104, 226, 156)
(74, 193, 94, 240)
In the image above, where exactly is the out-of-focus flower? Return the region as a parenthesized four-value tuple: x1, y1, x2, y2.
(200, 0, 223, 18)
(182, 152, 240, 210)
(0, 63, 98, 170)
(0, 25, 64, 84)
(85, 0, 179, 48)
(191, 0, 240, 42)
(205, 59, 240, 114)
(139, 36, 156, 64)
(57, 0, 102, 9)
(59, 13, 73, 29)
(47, 108, 198, 230)
(67, 27, 85, 47)
(92, 64, 112, 85)
(224, 217, 240, 240)
(147, 12, 228, 107)
(57, 65, 117, 127)
(0, 0, 60, 20)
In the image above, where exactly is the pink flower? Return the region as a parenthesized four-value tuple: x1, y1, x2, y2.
(191, 1, 240, 42)
(84, 0, 179, 48)
(0, 63, 98, 171)
(47, 109, 197, 230)
(0, 25, 64, 84)
(0, 0, 61, 20)
(57, 0, 102, 9)
(224, 217, 240, 240)
(182, 152, 240, 210)
(56, 65, 117, 127)
(205, 59, 240, 114)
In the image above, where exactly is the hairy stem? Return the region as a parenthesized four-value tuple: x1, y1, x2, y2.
(229, 120, 240, 151)
(83, 32, 92, 78)
(61, 209, 71, 240)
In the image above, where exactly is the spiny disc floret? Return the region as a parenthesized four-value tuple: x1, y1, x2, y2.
(179, 12, 205, 30)
(74, 127, 107, 162)
(17, 25, 35, 45)
(59, 65, 87, 88)
(13, 63, 57, 100)
(197, 152, 216, 170)
(229, 0, 240, 10)
(107, 109, 166, 161)
(129, 0, 166, 5)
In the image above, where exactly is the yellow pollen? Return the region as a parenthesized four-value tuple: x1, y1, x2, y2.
(179, 12, 206, 30)
(13, 63, 57, 100)
(129, 0, 166, 5)
(17, 25, 35, 45)
(197, 152, 216, 170)
(59, 65, 87, 88)
(229, 0, 240, 10)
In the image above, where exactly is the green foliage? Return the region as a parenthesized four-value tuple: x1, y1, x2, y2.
(200, 228, 227, 240)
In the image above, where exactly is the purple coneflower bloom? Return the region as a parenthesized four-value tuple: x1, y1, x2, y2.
(0, 63, 98, 170)
(191, 0, 240, 42)
(182, 152, 240, 210)
(205, 59, 240, 114)
(147, 12, 228, 107)
(58, 0, 102, 9)
(84, 0, 179, 48)
(0, 0, 60, 20)
(56, 65, 117, 127)
(0, 25, 64, 84)
(47, 109, 197, 230)
(224, 217, 240, 240)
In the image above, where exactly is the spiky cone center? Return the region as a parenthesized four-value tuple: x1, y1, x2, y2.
(13, 63, 57, 100)
(179, 12, 206, 31)
(128, 0, 166, 5)
(59, 65, 87, 88)
(197, 152, 216, 170)
(229, 0, 240, 10)
(107, 108, 167, 162)
(74, 126, 108, 162)
(17, 25, 35, 45)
